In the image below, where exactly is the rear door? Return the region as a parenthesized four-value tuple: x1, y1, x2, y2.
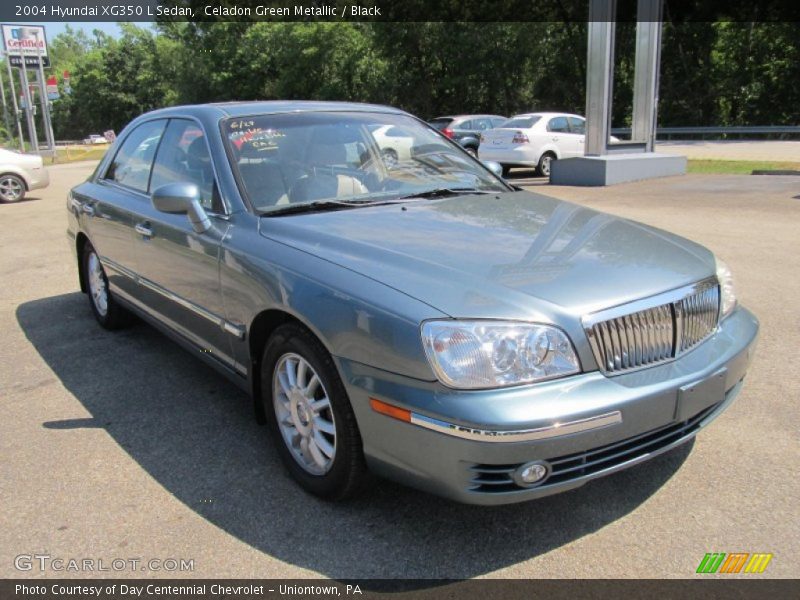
(128, 118, 236, 369)
(78, 119, 167, 301)
(567, 117, 586, 156)
(547, 116, 580, 158)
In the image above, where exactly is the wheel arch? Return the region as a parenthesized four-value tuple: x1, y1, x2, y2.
(539, 146, 560, 160)
(76, 232, 90, 293)
(0, 170, 29, 191)
(247, 307, 335, 424)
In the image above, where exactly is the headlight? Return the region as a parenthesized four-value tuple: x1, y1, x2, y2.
(715, 258, 737, 319)
(421, 320, 580, 389)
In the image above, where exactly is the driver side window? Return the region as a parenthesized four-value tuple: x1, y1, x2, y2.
(150, 119, 222, 212)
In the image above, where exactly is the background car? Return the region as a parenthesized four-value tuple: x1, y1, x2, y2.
(478, 112, 588, 177)
(0, 148, 50, 203)
(369, 124, 416, 166)
(83, 134, 108, 145)
(428, 114, 507, 156)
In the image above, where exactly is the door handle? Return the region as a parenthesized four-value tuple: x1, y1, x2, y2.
(134, 222, 153, 238)
(81, 203, 95, 217)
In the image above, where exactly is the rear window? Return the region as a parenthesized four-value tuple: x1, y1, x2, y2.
(499, 116, 541, 129)
(428, 118, 454, 131)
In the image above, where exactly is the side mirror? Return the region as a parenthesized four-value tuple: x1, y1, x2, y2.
(482, 160, 504, 178)
(151, 182, 211, 234)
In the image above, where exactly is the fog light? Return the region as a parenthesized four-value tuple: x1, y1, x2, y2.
(515, 461, 549, 487)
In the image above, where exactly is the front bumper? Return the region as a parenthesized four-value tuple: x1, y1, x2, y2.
(27, 166, 50, 191)
(337, 306, 758, 504)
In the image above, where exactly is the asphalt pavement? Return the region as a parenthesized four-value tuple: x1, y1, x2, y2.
(1, 162, 798, 579)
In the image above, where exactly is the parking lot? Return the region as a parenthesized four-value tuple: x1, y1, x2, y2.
(1, 161, 798, 579)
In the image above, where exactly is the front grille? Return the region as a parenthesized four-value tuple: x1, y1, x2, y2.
(468, 400, 721, 494)
(585, 279, 720, 375)
(677, 284, 720, 352)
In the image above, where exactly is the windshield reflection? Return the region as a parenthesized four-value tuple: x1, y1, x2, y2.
(224, 111, 508, 213)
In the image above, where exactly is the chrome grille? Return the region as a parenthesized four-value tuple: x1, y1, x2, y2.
(677, 284, 720, 352)
(585, 279, 720, 375)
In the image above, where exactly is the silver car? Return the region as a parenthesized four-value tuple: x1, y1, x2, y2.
(66, 102, 758, 504)
(0, 147, 50, 202)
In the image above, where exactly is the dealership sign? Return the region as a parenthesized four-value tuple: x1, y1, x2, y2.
(1, 24, 50, 68)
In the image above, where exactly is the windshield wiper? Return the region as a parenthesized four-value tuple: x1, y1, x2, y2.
(396, 187, 496, 201)
(261, 197, 397, 217)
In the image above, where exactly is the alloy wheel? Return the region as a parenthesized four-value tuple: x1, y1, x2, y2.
(272, 353, 337, 475)
(0, 176, 24, 202)
(87, 251, 108, 316)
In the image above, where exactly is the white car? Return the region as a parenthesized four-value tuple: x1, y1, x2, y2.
(478, 112, 588, 177)
(83, 134, 108, 145)
(0, 148, 50, 203)
(369, 124, 415, 166)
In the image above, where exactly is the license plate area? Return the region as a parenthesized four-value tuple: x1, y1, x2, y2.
(676, 368, 727, 422)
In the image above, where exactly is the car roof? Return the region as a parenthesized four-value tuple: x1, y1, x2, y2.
(509, 112, 583, 119)
(140, 101, 408, 121)
(431, 114, 506, 120)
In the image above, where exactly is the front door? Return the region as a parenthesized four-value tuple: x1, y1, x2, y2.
(128, 118, 236, 371)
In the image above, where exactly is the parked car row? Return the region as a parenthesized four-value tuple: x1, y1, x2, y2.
(425, 111, 610, 178)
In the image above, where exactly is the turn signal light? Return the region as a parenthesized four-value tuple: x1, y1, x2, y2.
(369, 398, 411, 422)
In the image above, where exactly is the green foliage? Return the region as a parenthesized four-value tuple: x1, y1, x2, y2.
(48, 24, 181, 139)
(31, 21, 800, 141)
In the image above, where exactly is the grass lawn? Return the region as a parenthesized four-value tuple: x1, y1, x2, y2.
(50, 146, 110, 164)
(687, 159, 800, 175)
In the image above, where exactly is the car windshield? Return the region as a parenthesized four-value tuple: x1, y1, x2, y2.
(223, 111, 508, 214)
(499, 116, 541, 129)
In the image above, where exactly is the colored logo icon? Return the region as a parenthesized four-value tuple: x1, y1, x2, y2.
(696, 553, 773, 574)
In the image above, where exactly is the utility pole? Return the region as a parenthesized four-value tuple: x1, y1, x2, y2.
(18, 63, 38, 152)
(3, 54, 24, 150)
(0, 62, 11, 143)
(32, 29, 54, 152)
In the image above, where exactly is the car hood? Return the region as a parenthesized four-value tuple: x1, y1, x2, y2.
(258, 191, 716, 323)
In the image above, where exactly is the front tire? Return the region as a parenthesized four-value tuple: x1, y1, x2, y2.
(261, 324, 366, 500)
(0, 174, 25, 203)
(81, 242, 131, 329)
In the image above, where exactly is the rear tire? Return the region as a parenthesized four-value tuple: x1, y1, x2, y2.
(464, 146, 478, 158)
(261, 324, 366, 500)
(537, 152, 555, 177)
(81, 242, 132, 330)
(0, 174, 25, 203)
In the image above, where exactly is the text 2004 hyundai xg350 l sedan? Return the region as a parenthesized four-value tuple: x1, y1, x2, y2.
(66, 102, 758, 504)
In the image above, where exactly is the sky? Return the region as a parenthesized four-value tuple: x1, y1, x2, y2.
(40, 22, 152, 41)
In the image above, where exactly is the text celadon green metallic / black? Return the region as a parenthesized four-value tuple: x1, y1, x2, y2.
(66, 101, 758, 504)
